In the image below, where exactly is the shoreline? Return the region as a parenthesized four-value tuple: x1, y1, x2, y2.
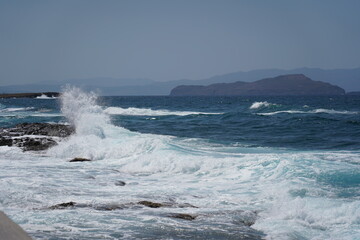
(0, 92, 59, 99)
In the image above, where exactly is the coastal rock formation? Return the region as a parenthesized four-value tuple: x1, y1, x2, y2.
(0, 123, 74, 151)
(69, 158, 92, 162)
(168, 213, 197, 221)
(170, 74, 346, 96)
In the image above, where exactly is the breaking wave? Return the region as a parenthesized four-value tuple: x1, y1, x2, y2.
(250, 101, 278, 109)
(104, 106, 222, 116)
(36, 94, 57, 99)
(0, 107, 35, 112)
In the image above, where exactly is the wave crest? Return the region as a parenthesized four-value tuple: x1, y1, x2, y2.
(104, 107, 221, 116)
(250, 101, 277, 109)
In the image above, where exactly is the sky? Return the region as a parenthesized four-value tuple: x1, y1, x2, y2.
(0, 0, 360, 85)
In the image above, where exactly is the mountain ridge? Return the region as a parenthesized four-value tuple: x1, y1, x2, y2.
(170, 74, 345, 96)
(0, 67, 359, 95)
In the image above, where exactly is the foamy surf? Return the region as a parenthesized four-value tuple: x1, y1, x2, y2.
(104, 106, 222, 116)
(0, 107, 35, 112)
(36, 94, 57, 99)
(257, 109, 358, 116)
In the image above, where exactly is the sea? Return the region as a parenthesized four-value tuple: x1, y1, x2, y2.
(0, 87, 359, 240)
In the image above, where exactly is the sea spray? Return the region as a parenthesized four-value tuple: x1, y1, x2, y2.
(60, 86, 108, 138)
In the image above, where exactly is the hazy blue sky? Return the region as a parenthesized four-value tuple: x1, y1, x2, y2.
(1, 0, 360, 85)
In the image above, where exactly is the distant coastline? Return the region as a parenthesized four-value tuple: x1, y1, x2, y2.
(0, 92, 59, 99)
(170, 74, 346, 96)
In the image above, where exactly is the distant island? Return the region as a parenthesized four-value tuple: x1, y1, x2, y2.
(0, 92, 59, 99)
(170, 74, 346, 96)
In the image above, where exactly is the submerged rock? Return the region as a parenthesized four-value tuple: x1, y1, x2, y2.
(115, 180, 126, 186)
(49, 202, 77, 210)
(138, 201, 165, 208)
(69, 158, 92, 162)
(169, 213, 197, 221)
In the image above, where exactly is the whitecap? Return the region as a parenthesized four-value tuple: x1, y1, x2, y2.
(36, 94, 57, 99)
(104, 106, 222, 116)
(257, 109, 358, 116)
(0, 107, 35, 112)
(250, 101, 278, 109)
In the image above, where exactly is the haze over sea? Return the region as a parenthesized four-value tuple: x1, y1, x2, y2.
(0, 88, 359, 239)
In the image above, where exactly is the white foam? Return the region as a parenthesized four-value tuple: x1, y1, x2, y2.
(0, 107, 35, 112)
(36, 94, 57, 99)
(257, 109, 358, 116)
(312, 108, 357, 115)
(104, 106, 221, 116)
(257, 110, 305, 116)
(250, 101, 277, 109)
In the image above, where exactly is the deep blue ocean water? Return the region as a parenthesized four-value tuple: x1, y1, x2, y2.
(0, 90, 359, 239)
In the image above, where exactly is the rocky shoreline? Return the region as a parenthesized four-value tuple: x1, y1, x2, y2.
(0, 123, 74, 151)
(0, 122, 264, 239)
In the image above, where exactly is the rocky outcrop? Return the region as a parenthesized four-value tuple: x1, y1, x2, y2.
(168, 213, 197, 221)
(0, 123, 74, 151)
(170, 74, 346, 96)
(69, 158, 92, 162)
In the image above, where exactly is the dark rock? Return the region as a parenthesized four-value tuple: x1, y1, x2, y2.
(0, 123, 74, 151)
(138, 201, 166, 208)
(13, 137, 57, 151)
(49, 201, 76, 210)
(69, 158, 92, 162)
(93, 204, 127, 211)
(176, 203, 198, 208)
(169, 213, 197, 221)
(115, 181, 126, 186)
(0, 137, 12, 146)
(14, 123, 74, 137)
(170, 74, 346, 96)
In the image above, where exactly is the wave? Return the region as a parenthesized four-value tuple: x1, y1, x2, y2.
(250, 101, 278, 109)
(1, 87, 359, 240)
(104, 106, 222, 116)
(0, 107, 35, 112)
(36, 94, 57, 99)
(257, 109, 358, 116)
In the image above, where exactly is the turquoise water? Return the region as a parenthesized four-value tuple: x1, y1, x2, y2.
(0, 88, 359, 239)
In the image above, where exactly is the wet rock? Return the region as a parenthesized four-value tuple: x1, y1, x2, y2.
(176, 203, 198, 208)
(13, 137, 57, 151)
(14, 123, 74, 137)
(69, 158, 92, 162)
(49, 201, 76, 210)
(138, 201, 166, 208)
(0, 123, 74, 151)
(0, 137, 12, 146)
(115, 181, 126, 186)
(93, 203, 128, 211)
(169, 213, 197, 221)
